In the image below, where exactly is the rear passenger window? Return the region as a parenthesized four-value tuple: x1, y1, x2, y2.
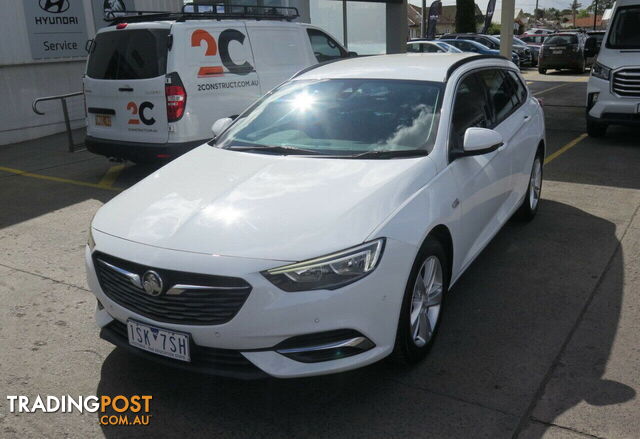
(451, 74, 490, 150)
(307, 29, 347, 62)
(507, 71, 528, 104)
(477, 70, 517, 126)
(87, 29, 169, 80)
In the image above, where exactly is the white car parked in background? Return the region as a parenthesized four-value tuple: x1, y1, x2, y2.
(86, 53, 546, 378)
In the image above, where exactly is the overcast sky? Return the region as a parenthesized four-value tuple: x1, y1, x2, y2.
(408, 0, 591, 14)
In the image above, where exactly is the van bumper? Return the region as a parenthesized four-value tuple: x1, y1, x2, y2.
(85, 136, 205, 162)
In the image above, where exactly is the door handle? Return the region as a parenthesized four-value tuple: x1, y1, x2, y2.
(119, 87, 134, 92)
(523, 115, 532, 123)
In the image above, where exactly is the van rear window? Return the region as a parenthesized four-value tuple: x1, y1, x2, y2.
(87, 29, 169, 80)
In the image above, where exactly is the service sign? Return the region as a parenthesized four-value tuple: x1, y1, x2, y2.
(23, 0, 89, 60)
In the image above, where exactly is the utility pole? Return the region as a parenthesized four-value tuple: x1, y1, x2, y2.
(500, 0, 515, 58)
(421, 0, 427, 38)
(593, 0, 598, 29)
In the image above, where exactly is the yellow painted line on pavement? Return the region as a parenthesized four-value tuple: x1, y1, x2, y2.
(544, 133, 588, 165)
(98, 164, 125, 187)
(534, 82, 570, 96)
(0, 166, 123, 192)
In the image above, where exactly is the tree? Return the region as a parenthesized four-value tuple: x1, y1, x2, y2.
(570, 0, 582, 27)
(456, 0, 477, 33)
(587, 0, 613, 16)
(578, 9, 590, 18)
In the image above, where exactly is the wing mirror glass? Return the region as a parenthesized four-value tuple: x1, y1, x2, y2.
(458, 127, 504, 157)
(211, 117, 233, 138)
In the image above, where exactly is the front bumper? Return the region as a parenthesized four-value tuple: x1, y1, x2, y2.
(587, 76, 640, 125)
(86, 231, 415, 378)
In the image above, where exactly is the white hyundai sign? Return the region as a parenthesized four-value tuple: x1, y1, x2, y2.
(23, 0, 89, 60)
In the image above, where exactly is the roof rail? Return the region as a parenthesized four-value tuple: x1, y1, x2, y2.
(445, 54, 509, 81)
(106, 4, 300, 24)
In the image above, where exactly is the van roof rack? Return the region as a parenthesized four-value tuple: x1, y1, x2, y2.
(105, 3, 300, 24)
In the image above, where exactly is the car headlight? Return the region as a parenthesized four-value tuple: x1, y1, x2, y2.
(591, 62, 611, 81)
(262, 239, 385, 292)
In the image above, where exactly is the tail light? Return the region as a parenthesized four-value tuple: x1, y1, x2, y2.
(165, 72, 186, 122)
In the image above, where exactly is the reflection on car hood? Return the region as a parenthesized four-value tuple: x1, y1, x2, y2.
(93, 145, 436, 261)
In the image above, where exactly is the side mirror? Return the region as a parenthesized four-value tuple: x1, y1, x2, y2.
(461, 128, 503, 156)
(584, 37, 598, 57)
(348, 51, 358, 57)
(211, 117, 233, 137)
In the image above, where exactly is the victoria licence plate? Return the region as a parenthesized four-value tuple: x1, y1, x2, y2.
(95, 114, 111, 127)
(553, 50, 563, 54)
(127, 320, 191, 362)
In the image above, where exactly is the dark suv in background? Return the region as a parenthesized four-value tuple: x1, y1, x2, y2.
(444, 33, 533, 66)
(538, 32, 596, 74)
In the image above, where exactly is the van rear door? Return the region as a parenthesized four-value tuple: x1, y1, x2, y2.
(84, 26, 170, 144)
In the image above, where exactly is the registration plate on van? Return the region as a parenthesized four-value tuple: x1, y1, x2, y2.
(127, 320, 191, 362)
(95, 115, 111, 127)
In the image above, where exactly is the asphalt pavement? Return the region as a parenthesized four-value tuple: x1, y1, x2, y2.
(0, 69, 639, 439)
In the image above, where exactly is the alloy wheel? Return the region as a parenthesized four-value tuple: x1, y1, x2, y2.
(529, 157, 542, 211)
(410, 256, 443, 347)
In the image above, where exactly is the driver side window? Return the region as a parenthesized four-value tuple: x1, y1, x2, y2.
(307, 29, 347, 63)
(450, 73, 490, 153)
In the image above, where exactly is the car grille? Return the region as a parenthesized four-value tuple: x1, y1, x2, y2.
(102, 319, 267, 379)
(93, 252, 252, 325)
(612, 69, 640, 97)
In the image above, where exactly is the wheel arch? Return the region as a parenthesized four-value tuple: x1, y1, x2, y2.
(424, 224, 454, 284)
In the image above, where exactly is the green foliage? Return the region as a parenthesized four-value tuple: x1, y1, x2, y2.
(486, 23, 501, 35)
(455, 0, 477, 33)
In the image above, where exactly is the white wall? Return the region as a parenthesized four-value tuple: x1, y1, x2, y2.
(0, 0, 182, 146)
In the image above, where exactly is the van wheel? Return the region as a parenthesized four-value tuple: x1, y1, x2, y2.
(587, 118, 607, 138)
(514, 153, 543, 221)
(576, 58, 586, 74)
(391, 238, 449, 364)
(538, 67, 547, 74)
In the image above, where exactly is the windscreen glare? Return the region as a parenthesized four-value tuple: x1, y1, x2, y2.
(607, 6, 640, 49)
(87, 29, 169, 80)
(215, 79, 443, 156)
(544, 35, 578, 45)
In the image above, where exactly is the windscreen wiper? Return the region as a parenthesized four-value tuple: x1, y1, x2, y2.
(225, 145, 324, 155)
(350, 149, 429, 159)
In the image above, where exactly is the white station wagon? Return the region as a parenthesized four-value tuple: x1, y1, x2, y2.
(87, 53, 546, 379)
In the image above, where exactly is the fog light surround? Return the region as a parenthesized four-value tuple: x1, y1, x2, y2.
(275, 329, 375, 363)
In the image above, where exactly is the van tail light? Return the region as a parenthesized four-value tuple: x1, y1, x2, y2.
(165, 72, 186, 122)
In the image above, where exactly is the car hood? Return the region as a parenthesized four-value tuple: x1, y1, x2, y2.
(596, 49, 640, 69)
(93, 146, 436, 261)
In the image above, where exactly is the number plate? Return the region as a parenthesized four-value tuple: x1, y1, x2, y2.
(552, 50, 563, 54)
(95, 114, 111, 127)
(127, 320, 191, 362)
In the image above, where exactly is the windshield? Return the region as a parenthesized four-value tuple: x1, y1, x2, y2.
(545, 35, 578, 45)
(215, 79, 443, 157)
(87, 29, 169, 80)
(607, 6, 640, 49)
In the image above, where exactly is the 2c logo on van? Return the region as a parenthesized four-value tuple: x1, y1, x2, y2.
(191, 29, 254, 78)
(127, 101, 155, 126)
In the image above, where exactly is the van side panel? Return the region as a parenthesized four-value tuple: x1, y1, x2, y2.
(169, 21, 261, 143)
(246, 23, 317, 94)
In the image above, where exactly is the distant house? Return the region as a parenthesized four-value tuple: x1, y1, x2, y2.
(568, 15, 604, 29)
(407, 3, 484, 38)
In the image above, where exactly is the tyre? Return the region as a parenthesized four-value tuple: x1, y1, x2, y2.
(392, 237, 449, 364)
(576, 58, 586, 74)
(586, 118, 607, 137)
(538, 67, 547, 74)
(514, 152, 543, 221)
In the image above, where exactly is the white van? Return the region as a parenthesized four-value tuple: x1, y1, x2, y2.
(84, 6, 353, 162)
(586, 0, 640, 137)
